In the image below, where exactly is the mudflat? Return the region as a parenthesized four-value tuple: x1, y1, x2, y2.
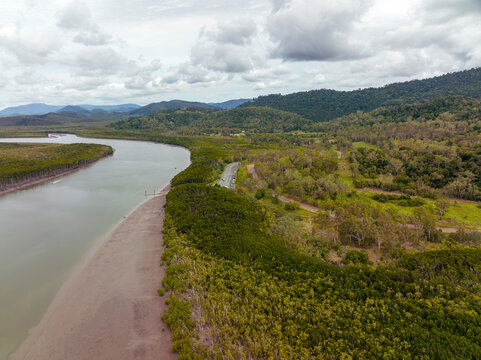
(10, 186, 176, 360)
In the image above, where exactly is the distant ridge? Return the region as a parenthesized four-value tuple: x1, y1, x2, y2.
(57, 105, 92, 114)
(209, 99, 250, 109)
(0, 99, 249, 118)
(243, 67, 481, 122)
(0, 103, 141, 117)
(0, 103, 64, 117)
(129, 100, 215, 116)
(78, 104, 140, 112)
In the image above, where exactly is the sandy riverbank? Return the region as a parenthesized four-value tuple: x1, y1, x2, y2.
(9, 186, 176, 360)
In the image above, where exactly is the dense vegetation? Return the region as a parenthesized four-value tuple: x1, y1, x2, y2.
(0, 142, 113, 190)
(112, 106, 311, 134)
(244, 67, 481, 121)
(160, 142, 481, 359)
(315, 96, 481, 200)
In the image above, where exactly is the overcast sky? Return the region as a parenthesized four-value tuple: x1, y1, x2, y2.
(0, 0, 480, 108)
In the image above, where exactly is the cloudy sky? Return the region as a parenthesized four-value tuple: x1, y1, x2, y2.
(0, 0, 480, 108)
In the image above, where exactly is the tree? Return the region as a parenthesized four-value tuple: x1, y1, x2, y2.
(413, 207, 437, 242)
(435, 200, 450, 219)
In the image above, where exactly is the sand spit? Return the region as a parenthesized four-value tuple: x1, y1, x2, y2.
(10, 187, 176, 360)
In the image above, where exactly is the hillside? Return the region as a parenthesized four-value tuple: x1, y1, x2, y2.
(113, 106, 312, 133)
(319, 96, 481, 141)
(244, 67, 481, 121)
(129, 100, 215, 116)
(312, 96, 481, 200)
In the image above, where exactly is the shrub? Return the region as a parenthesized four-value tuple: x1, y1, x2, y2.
(342, 250, 372, 265)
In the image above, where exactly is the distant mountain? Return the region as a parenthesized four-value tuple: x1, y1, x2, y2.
(78, 104, 141, 112)
(0, 99, 251, 118)
(0, 103, 141, 117)
(208, 99, 250, 109)
(129, 100, 215, 116)
(0, 103, 64, 117)
(0, 108, 127, 127)
(0, 112, 102, 127)
(57, 105, 92, 114)
(243, 67, 481, 122)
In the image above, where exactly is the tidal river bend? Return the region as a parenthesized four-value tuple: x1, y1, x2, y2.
(0, 134, 190, 359)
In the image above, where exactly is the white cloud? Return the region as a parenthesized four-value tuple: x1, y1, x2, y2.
(267, 0, 373, 61)
(57, 1, 113, 46)
(190, 20, 264, 73)
(0, 28, 61, 64)
(0, 0, 480, 109)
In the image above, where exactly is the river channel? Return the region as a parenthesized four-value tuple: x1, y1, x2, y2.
(0, 134, 190, 359)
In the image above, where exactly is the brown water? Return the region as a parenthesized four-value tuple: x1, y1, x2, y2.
(0, 134, 190, 359)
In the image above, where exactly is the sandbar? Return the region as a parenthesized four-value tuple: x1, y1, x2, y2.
(10, 186, 176, 360)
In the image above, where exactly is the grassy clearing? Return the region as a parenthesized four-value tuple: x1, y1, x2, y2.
(352, 141, 378, 150)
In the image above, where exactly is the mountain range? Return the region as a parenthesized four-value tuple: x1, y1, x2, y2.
(0, 98, 251, 126)
(0, 99, 251, 118)
(0, 103, 141, 117)
(243, 67, 481, 121)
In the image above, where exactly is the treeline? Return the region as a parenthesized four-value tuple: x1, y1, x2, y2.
(0, 142, 113, 190)
(243, 67, 481, 121)
(111, 106, 312, 134)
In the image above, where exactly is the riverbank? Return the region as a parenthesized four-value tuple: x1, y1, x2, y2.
(0, 157, 108, 197)
(9, 186, 176, 360)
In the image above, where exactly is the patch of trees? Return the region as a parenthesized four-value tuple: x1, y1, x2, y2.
(0, 143, 113, 190)
(246, 148, 343, 202)
(350, 141, 481, 200)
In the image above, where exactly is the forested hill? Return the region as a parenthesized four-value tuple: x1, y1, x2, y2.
(320, 96, 481, 140)
(112, 106, 311, 133)
(243, 67, 481, 121)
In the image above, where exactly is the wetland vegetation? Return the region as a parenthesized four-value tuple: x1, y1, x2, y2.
(0, 142, 113, 192)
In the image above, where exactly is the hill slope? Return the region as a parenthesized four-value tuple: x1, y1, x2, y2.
(113, 106, 311, 133)
(244, 67, 481, 121)
(129, 100, 215, 116)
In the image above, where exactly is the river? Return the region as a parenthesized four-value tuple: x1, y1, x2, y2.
(0, 134, 190, 359)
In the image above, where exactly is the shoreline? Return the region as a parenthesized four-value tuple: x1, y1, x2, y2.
(9, 185, 177, 360)
(0, 153, 113, 197)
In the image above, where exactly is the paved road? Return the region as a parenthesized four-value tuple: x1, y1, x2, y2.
(217, 162, 239, 188)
